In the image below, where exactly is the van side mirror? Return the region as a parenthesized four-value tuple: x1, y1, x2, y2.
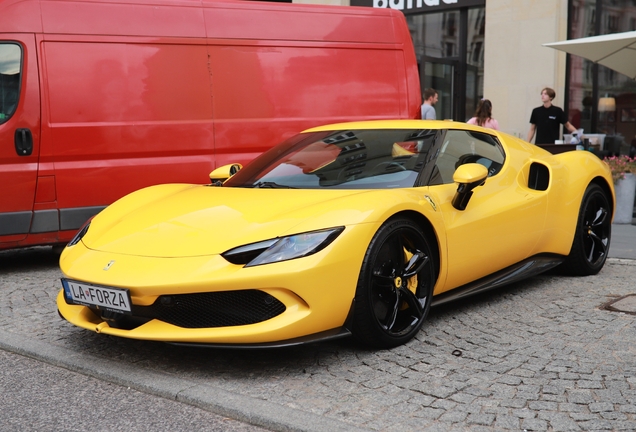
(209, 163, 242, 186)
(451, 163, 488, 211)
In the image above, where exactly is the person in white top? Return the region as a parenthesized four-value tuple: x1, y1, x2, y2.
(466, 99, 499, 130)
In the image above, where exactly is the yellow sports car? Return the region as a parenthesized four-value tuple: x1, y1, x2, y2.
(57, 120, 615, 349)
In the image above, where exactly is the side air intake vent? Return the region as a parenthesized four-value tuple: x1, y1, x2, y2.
(529, 163, 549, 191)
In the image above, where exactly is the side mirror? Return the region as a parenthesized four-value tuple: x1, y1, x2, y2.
(451, 163, 488, 210)
(209, 163, 242, 186)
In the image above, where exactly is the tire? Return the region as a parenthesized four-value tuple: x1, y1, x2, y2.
(560, 183, 612, 276)
(351, 217, 437, 349)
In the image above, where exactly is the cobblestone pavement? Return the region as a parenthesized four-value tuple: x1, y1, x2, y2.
(2, 246, 636, 431)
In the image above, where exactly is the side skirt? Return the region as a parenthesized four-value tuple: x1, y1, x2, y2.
(431, 254, 565, 307)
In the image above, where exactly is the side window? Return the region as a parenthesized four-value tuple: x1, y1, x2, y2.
(430, 129, 505, 185)
(0, 43, 21, 124)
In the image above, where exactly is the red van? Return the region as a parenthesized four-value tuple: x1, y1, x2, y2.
(0, 0, 420, 250)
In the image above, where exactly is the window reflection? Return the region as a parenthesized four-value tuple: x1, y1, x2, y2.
(0, 43, 21, 124)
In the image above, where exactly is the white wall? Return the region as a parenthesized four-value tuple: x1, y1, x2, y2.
(483, 0, 570, 141)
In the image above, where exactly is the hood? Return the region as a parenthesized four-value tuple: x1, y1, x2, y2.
(83, 185, 377, 257)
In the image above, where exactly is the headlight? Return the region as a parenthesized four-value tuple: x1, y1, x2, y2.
(67, 220, 91, 247)
(222, 227, 344, 267)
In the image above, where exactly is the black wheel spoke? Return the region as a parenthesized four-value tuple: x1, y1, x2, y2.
(586, 237, 596, 262)
(584, 205, 609, 263)
(372, 272, 395, 289)
(403, 252, 429, 279)
(591, 207, 608, 227)
(381, 292, 401, 331)
(398, 286, 425, 319)
(372, 239, 400, 288)
(390, 234, 407, 275)
(382, 287, 426, 332)
(588, 230, 607, 258)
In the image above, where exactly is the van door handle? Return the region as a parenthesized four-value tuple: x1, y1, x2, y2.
(14, 128, 33, 156)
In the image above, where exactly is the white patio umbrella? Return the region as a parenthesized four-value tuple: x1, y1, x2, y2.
(543, 31, 636, 80)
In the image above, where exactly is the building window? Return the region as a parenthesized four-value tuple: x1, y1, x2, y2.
(567, 0, 636, 156)
(406, 6, 485, 122)
(471, 42, 483, 63)
(444, 13, 457, 37)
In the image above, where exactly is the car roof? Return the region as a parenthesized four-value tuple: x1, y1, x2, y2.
(302, 119, 495, 133)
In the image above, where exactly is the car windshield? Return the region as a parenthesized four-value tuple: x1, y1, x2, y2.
(224, 129, 441, 189)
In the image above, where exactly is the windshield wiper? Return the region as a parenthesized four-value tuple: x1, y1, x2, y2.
(252, 181, 296, 189)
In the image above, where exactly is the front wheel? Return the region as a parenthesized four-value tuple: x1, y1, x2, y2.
(351, 218, 437, 349)
(560, 183, 612, 275)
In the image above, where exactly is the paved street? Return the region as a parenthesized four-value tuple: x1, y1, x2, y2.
(1, 227, 636, 431)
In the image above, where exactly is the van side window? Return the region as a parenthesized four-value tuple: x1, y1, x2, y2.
(430, 129, 505, 185)
(0, 43, 21, 124)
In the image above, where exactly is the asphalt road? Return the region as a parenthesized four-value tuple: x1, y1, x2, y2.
(2, 226, 636, 431)
(0, 349, 266, 432)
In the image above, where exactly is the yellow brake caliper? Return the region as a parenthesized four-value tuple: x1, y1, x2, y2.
(398, 247, 418, 309)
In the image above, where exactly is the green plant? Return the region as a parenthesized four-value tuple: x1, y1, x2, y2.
(603, 155, 636, 183)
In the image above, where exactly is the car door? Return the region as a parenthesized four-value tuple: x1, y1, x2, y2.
(0, 35, 41, 240)
(426, 129, 549, 290)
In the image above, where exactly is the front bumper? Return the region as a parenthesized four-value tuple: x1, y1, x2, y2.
(57, 227, 371, 344)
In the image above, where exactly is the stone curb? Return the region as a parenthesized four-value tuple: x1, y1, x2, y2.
(607, 257, 636, 265)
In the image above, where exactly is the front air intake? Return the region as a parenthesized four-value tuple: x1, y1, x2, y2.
(99, 290, 286, 329)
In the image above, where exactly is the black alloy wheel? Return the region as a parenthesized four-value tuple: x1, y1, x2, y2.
(560, 183, 612, 275)
(352, 217, 436, 348)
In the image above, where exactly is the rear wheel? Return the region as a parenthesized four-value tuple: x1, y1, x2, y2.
(560, 183, 611, 275)
(352, 218, 436, 348)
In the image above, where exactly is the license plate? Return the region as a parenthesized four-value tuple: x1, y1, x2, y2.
(61, 278, 132, 314)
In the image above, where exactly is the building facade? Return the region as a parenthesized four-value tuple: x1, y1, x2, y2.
(294, 0, 635, 152)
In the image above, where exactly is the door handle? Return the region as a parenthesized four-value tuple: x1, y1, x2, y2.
(14, 128, 33, 156)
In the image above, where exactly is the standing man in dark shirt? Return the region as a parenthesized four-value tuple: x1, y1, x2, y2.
(527, 87, 577, 144)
